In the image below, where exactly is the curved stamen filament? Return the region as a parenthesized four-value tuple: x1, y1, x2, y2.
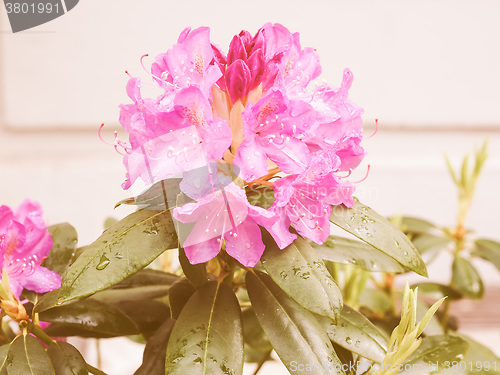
(366, 119, 379, 139)
(352, 164, 371, 184)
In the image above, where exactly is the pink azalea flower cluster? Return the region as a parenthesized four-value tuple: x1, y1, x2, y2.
(117, 24, 365, 267)
(0, 200, 61, 298)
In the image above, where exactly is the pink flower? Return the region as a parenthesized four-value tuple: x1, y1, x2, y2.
(0, 200, 61, 298)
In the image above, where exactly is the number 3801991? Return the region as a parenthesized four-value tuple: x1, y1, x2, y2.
(5, 2, 61, 14)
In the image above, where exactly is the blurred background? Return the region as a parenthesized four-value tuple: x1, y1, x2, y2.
(1, 1, 499, 373)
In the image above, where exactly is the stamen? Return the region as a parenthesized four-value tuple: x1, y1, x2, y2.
(338, 170, 352, 179)
(352, 165, 371, 183)
(366, 119, 379, 139)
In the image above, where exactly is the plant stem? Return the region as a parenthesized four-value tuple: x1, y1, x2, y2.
(28, 322, 53, 346)
(96, 339, 102, 369)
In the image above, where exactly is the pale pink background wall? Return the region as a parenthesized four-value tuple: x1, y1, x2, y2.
(1, 1, 500, 373)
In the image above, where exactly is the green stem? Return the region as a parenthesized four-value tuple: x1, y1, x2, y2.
(28, 322, 53, 346)
(96, 339, 102, 370)
(252, 350, 272, 375)
(440, 298, 451, 333)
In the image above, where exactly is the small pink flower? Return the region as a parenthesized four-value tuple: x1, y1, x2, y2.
(0, 200, 61, 298)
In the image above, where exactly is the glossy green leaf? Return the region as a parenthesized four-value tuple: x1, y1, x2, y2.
(178, 248, 209, 289)
(400, 334, 469, 375)
(260, 233, 342, 321)
(412, 282, 461, 301)
(165, 281, 243, 375)
(116, 178, 183, 210)
(242, 308, 272, 351)
(319, 305, 387, 363)
(45, 223, 78, 277)
(330, 199, 427, 276)
(472, 239, 500, 272)
(168, 277, 196, 320)
(451, 256, 484, 299)
(47, 341, 88, 375)
(246, 271, 344, 375)
(58, 209, 177, 303)
(134, 318, 174, 375)
(40, 299, 139, 337)
(5, 334, 55, 375)
(311, 236, 405, 273)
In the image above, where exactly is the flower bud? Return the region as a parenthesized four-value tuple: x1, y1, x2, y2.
(227, 35, 247, 66)
(225, 59, 251, 104)
(0, 298, 29, 322)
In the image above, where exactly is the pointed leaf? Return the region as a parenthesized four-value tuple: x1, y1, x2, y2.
(311, 236, 405, 273)
(319, 305, 388, 363)
(412, 234, 451, 264)
(178, 248, 209, 289)
(116, 178, 183, 210)
(6, 334, 55, 375)
(451, 256, 484, 299)
(134, 318, 174, 375)
(47, 341, 88, 375)
(330, 199, 427, 276)
(472, 239, 500, 272)
(40, 299, 139, 337)
(0, 344, 10, 373)
(246, 271, 344, 375)
(446, 333, 500, 375)
(58, 209, 177, 303)
(165, 281, 243, 375)
(45, 223, 78, 277)
(260, 233, 342, 321)
(399, 216, 437, 235)
(400, 334, 469, 375)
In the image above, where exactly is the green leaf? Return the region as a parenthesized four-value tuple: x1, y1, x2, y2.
(116, 178, 183, 210)
(319, 305, 388, 363)
(45, 223, 78, 277)
(358, 288, 393, 314)
(246, 271, 344, 375)
(451, 256, 484, 299)
(472, 239, 500, 272)
(165, 281, 243, 375)
(439, 333, 500, 375)
(47, 341, 88, 375)
(311, 236, 405, 273)
(0, 344, 10, 373)
(400, 334, 469, 375)
(58, 209, 178, 303)
(445, 154, 459, 185)
(414, 299, 444, 336)
(246, 186, 275, 209)
(412, 282, 461, 301)
(134, 318, 174, 375)
(40, 299, 139, 337)
(260, 233, 342, 321)
(178, 248, 209, 289)
(168, 278, 196, 320)
(113, 299, 169, 339)
(111, 269, 180, 289)
(91, 285, 171, 304)
(399, 216, 437, 235)
(330, 199, 427, 276)
(242, 308, 272, 351)
(6, 334, 55, 375)
(411, 234, 451, 264)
